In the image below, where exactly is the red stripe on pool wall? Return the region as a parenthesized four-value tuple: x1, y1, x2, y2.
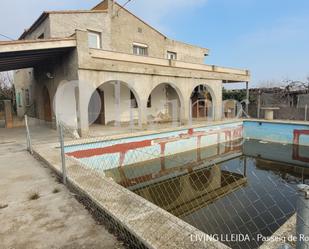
(67, 126, 244, 160)
(293, 130, 309, 145)
(67, 139, 153, 159)
(293, 129, 309, 163)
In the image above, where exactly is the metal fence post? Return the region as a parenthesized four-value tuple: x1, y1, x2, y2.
(58, 122, 67, 185)
(24, 115, 33, 154)
(305, 104, 308, 121)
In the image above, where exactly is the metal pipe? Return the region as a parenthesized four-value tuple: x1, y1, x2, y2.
(58, 122, 67, 185)
(24, 115, 33, 154)
(257, 90, 261, 119)
(246, 82, 249, 114)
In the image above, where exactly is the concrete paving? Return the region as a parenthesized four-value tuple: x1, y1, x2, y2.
(0, 128, 125, 249)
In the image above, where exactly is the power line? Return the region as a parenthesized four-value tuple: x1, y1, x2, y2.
(122, 0, 132, 8)
(115, 0, 133, 17)
(0, 33, 14, 41)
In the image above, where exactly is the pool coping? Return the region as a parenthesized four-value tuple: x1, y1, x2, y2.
(245, 118, 309, 126)
(64, 119, 243, 147)
(259, 214, 296, 249)
(64, 119, 309, 148)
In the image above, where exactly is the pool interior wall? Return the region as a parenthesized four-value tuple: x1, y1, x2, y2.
(65, 120, 309, 171)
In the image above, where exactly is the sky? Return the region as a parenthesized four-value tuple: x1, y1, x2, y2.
(0, 0, 309, 87)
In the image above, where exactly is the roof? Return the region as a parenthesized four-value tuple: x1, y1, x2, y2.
(19, 10, 107, 40)
(19, 0, 208, 52)
(93, 1, 209, 52)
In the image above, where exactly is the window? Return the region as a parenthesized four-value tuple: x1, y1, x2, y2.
(88, 31, 101, 49)
(167, 51, 177, 60)
(25, 89, 30, 106)
(133, 43, 148, 56)
(17, 92, 22, 107)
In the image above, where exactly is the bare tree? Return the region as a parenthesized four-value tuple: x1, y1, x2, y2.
(0, 71, 14, 100)
(258, 80, 283, 89)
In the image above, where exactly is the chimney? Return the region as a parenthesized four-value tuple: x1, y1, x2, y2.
(109, 0, 116, 17)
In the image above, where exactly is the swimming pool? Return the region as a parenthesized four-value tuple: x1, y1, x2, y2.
(64, 120, 309, 248)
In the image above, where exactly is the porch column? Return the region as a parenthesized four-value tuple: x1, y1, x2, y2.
(180, 101, 189, 125)
(76, 83, 89, 137)
(139, 99, 148, 127)
(114, 81, 121, 127)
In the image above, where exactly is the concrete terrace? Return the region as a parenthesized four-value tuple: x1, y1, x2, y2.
(0, 130, 125, 249)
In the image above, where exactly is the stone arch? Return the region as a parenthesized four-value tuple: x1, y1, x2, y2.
(189, 83, 217, 121)
(88, 80, 142, 127)
(146, 82, 185, 124)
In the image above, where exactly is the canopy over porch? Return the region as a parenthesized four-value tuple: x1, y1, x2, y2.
(0, 38, 76, 72)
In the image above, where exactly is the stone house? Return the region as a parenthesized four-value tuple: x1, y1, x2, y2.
(1, 0, 250, 135)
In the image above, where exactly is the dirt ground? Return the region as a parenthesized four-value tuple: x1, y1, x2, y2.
(0, 129, 125, 249)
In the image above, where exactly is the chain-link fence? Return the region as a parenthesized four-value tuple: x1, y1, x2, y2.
(24, 115, 309, 249)
(250, 91, 309, 121)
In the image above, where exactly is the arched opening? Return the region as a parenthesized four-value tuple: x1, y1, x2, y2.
(146, 83, 182, 124)
(190, 85, 215, 121)
(88, 89, 105, 125)
(42, 86, 52, 122)
(88, 81, 140, 127)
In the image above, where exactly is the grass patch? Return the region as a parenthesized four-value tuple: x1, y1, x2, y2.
(28, 192, 40, 201)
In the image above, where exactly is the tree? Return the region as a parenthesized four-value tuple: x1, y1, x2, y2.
(0, 72, 14, 100)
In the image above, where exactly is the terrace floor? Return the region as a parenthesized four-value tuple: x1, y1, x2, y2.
(0, 131, 125, 249)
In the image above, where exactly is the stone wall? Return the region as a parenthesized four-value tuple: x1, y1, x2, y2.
(50, 12, 112, 50)
(110, 3, 207, 64)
